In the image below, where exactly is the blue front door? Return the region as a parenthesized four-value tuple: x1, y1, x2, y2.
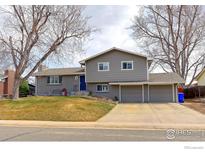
(80, 75, 86, 91)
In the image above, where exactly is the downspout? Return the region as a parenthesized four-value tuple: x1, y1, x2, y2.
(119, 85, 121, 103)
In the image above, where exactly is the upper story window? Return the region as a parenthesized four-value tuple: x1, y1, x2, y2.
(121, 61, 133, 70)
(98, 62, 109, 71)
(47, 76, 62, 84)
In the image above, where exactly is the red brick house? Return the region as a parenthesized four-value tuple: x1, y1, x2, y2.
(0, 70, 15, 98)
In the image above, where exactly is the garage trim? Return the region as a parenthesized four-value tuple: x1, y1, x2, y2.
(119, 85, 121, 102)
(142, 84, 144, 103)
(172, 84, 175, 102)
(148, 84, 149, 102)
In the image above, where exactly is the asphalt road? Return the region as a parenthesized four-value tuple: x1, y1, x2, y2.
(0, 126, 205, 141)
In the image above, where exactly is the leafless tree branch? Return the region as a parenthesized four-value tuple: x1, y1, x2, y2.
(0, 5, 93, 99)
(130, 5, 205, 86)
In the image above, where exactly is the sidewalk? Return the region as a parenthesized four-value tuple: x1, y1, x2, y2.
(1, 120, 205, 130)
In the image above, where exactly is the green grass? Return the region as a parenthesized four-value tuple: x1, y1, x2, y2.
(0, 96, 115, 121)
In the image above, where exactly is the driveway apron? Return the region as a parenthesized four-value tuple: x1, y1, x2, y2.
(98, 103, 205, 124)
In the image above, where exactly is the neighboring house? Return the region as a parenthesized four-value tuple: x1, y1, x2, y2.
(28, 84, 36, 96)
(192, 67, 205, 97)
(0, 73, 4, 97)
(0, 69, 15, 98)
(34, 47, 185, 103)
(195, 67, 205, 86)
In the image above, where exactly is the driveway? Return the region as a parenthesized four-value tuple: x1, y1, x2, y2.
(98, 103, 205, 124)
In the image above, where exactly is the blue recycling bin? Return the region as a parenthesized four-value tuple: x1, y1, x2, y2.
(178, 92, 184, 103)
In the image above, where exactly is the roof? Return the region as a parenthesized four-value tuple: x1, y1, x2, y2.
(195, 67, 205, 80)
(149, 72, 185, 83)
(33, 67, 85, 76)
(79, 47, 153, 64)
(28, 83, 36, 87)
(0, 74, 3, 81)
(110, 72, 185, 85)
(0, 74, 7, 81)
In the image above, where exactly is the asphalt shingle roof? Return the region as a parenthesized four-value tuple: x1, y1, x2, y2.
(33, 67, 85, 76)
(149, 72, 185, 83)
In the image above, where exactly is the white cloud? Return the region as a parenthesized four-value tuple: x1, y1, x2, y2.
(84, 5, 140, 56)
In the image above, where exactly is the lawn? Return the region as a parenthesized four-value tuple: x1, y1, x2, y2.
(0, 96, 115, 121)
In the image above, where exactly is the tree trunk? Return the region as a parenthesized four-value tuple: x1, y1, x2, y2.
(12, 77, 21, 100)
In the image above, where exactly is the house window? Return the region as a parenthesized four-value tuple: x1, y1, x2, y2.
(96, 84, 109, 92)
(98, 62, 109, 71)
(47, 76, 62, 84)
(121, 61, 133, 70)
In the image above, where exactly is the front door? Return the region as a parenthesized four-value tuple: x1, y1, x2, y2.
(80, 75, 86, 91)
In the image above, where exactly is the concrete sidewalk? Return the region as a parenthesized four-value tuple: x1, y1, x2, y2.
(1, 120, 205, 130)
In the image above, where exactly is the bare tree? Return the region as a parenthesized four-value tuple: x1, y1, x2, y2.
(130, 5, 205, 85)
(0, 5, 92, 99)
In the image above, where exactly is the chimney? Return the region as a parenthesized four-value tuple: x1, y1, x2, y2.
(4, 69, 15, 97)
(0, 73, 3, 96)
(38, 64, 47, 72)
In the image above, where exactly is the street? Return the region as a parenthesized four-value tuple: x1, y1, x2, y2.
(0, 126, 205, 141)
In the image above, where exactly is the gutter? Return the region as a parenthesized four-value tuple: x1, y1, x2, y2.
(109, 82, 183, 85)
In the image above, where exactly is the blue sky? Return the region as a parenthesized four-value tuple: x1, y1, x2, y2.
(47, 5, 141, 68)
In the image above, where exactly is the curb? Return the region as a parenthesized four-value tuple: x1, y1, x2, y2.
(1, 120, 205, 130)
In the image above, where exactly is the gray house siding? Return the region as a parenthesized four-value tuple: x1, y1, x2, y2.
(86, 49, 148, 83)
(87, 83, 119, 100)
(149, 85, 173, 102)
(121, 85, 142, 103)
(36, 75, 80, 96)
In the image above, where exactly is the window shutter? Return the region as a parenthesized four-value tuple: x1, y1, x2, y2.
(59, 76, 62, 83)
(47, 76, 50, 83)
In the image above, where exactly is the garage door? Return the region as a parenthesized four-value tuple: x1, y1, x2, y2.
(121, 85, 142, 103)
(149, 85, 173, 102)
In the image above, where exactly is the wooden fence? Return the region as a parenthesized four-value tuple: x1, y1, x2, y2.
(184, 86, 205, 99)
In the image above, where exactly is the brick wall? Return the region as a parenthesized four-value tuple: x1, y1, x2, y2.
(0, 81, 3, 96)
(4, 70, 15, 97)
(0, 70, 15, 97)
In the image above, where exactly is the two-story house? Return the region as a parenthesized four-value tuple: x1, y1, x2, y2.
(34, 47, 185, 103)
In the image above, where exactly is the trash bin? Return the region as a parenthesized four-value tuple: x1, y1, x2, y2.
(178, 92, 184, 103)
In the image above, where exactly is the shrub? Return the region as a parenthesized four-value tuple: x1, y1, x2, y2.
(114, 96, 118, 101)
(19, 80, 29, 97)
(88, 91, 92, 96)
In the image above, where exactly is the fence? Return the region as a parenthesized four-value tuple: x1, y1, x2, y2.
(184, 86, 205, 99)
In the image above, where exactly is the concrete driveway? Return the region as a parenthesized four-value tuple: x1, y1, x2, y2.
(98, 103, 205, 124)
